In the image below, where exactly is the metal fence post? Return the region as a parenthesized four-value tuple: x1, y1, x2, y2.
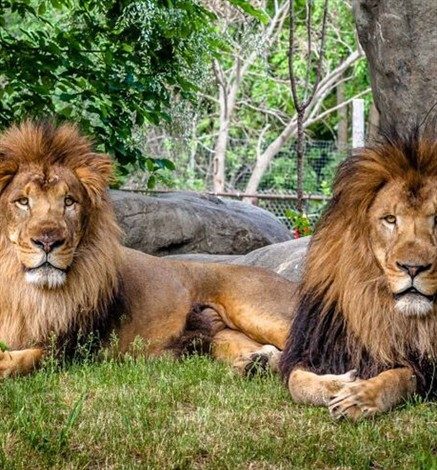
(352, 98, 365, 148)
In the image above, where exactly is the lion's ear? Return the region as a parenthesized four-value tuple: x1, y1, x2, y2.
(0, 157, 18, 194)
(75, 154, 114, 205)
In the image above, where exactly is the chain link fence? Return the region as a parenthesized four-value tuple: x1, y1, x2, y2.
(124, 138, 349, 231)
(209, 139, 347, 229)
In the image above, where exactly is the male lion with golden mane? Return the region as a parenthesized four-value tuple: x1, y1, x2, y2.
(280, 128, 437, 419)
(0, 121, 296, 377)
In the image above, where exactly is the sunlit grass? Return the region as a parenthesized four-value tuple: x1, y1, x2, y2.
(0, 356, 435, 469)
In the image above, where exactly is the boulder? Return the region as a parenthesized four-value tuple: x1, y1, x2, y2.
(353, 0, 437, 133)
(110, 190, 291, 256)
(167, 237, 310, 282)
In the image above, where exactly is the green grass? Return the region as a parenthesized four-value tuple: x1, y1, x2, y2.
(0, 356, 435, 469)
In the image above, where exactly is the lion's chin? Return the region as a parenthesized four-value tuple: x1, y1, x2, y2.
(394, 293, 434, 317)
(25, 265, 67, 289)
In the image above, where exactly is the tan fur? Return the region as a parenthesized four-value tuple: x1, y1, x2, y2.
(282, 131, 437, 419)
(0, 121, 297, 377)
(0, 121, 121, 350)
(288, 369, 358, 406)
(303, 138, 437, 366)
(328, 368, 417, 419)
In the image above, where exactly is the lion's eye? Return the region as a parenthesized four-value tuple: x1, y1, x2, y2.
(384, 215, 396, 224)
(64, 196, 75, 207)
(16, 197, 29, 208)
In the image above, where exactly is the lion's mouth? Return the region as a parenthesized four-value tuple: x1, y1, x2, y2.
(24, 262, 68, 289)
(25, 261, 67, 273)
(394, 287, 435, 302)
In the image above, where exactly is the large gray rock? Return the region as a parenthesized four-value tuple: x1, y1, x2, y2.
(353, 0, 437, 133)
(167, 237, 310, 282)
(111, 190, 291, 256)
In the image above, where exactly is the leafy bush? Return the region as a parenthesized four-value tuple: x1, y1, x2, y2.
(0, 0, 219, 181)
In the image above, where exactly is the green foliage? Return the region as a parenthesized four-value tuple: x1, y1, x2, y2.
(226, 0, 269, 24)
(285, 209, 313, 237)
(0, 0, 218, 177)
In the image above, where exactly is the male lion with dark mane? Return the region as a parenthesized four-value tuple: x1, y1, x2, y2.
(280, 128, 437, 419)
(0, 121, 296, 377)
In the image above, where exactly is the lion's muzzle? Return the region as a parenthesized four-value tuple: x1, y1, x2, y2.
(394, 285, 435, 317)
(21, 229, 72, 289)
(31, 233, 66, 253)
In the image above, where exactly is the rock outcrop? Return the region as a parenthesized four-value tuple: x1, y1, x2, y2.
(111, 190, 292, 256)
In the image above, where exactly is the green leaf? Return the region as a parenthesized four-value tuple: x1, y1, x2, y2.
(59, 106, 73, 117)
(38, 2, 46, 15)
(225, 0, 269, 24)
(146, 159, 155, 172)
(121, 43, 133, 53)
(135, 112, 145, 126)
(161, 159, 175, 171)
(147, 174, 157, 189)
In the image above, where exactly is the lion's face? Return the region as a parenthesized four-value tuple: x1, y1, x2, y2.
(1, 166, 88, 289)
(369, 177, 437, 317)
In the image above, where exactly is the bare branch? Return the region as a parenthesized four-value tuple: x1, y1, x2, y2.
(305, 88, 371, 127)
(237, 100, 289, 125)
(303, 0, 329, 108)
(256, 123, 271, 158)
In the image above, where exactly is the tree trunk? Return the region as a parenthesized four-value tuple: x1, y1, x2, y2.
(353, 0, 437, 132)
(295, 112, 305, 213)
(336, 79, 348, 152)
(244, 119, 297, 198)
(367, 102, 380, 143)
(213, 118, 229, 193)
(212, 78, 238, 193)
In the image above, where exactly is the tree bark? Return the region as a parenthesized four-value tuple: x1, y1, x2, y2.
(336, 79, 348, 151)
(367, 102, 379, 143)
(295, 112, 305, 213)
(353, 0, 437, 133)
(213, 116, 230, 193)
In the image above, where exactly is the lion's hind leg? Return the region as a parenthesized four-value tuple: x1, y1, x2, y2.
(288, 368, 358, 406)
(211, 328, 281, 376)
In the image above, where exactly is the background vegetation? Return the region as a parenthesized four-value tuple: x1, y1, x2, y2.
(0, 0, 371, 192)
(0, 0, 219, 179)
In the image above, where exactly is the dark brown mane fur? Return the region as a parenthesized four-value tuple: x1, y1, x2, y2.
(279, 127, 437, 397)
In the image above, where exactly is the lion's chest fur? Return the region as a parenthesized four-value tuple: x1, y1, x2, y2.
(0, 282, 97, 349)
(0, 239, 121, 350)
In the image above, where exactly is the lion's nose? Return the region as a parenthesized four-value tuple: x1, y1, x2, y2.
(31, 235, 65, 253)
(396, 262, 432, 279)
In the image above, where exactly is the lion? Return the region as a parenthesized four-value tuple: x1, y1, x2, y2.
(0, 121, 297, 378)
(279, 128, 437, 419)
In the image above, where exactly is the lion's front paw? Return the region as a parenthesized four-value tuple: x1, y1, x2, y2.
(0, 350, 16, 378)
(328, 380, 380, 420)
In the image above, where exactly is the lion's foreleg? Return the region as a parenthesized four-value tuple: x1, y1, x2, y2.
(329, 367, 417, 420)
(0, 348, 44, 378)
(288, 368, 358, 406)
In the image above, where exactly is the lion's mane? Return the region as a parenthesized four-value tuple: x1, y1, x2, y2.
(280, 128, 437, 397)
(0, 121, 125, 354)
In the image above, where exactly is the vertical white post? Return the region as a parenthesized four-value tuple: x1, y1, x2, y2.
(352, 98, 365, 148)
